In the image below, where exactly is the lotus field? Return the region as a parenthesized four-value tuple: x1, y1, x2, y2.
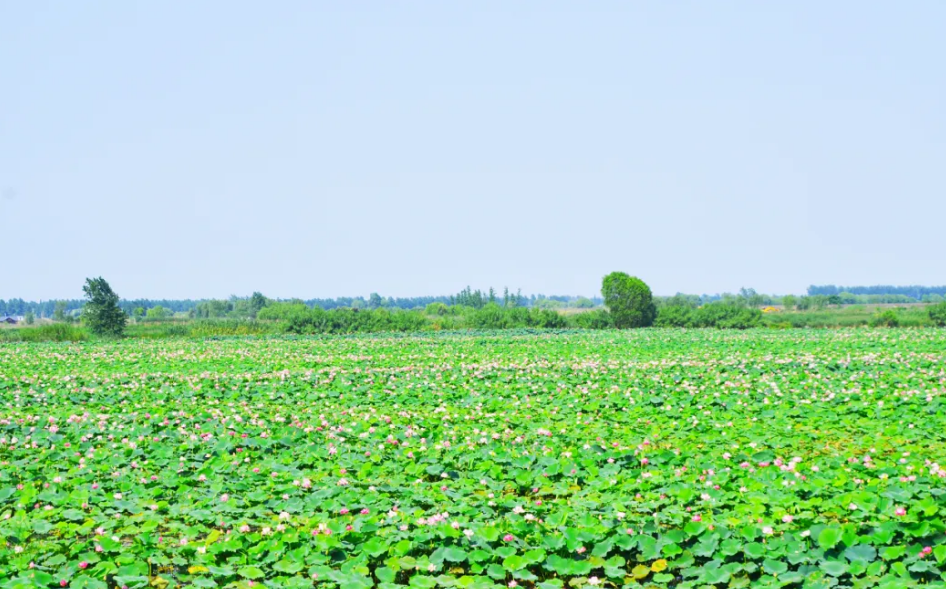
(3, 329, 946, 589)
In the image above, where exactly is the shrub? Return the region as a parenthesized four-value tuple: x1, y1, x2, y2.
(258, 302, 311, 322)
(929, 302, 946, 327)
(528, 308, 568, 329)
(601, 272, 657, 328)
(471, 304, 509, 329)
(692, 303, 762, 329)
(655, 306, 695, 327)
(870, 309, 900, 328)
(570, 310, 614, 329)
(145, 306, 170, 320)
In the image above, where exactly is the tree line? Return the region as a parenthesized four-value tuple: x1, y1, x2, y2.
(809, 285, 946, 299)
(10, 275, 946, 339)
(0, 289, 604, 319)
(9, 283, 944, 321)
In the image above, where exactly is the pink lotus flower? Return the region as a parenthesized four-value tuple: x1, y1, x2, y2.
(782, 515, 794, 523)
(895, 507, 907, 516)
(691, 514, 702, 522)
(79, 561, 89, 569)
(503, 534, 514, 542)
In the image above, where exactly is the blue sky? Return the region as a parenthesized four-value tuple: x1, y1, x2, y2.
(2, 2, 944, 300)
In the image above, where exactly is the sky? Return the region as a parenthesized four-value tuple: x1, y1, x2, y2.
(2, 2, 944, 300)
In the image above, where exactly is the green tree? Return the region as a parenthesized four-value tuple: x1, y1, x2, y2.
(25, 311, 35, 325)
(146, 306, 169, 320)
(53, 301, 69, 322)
(809, 295, 829, 310)
(572, 297, 595, 309)
(249, 292, 269, 317)
(82, 277, 126, 336)
(838, 292, 858, 305)
(601, 272, 657, 328)
(929, 301, 946, 327)
(133, 307, 146, 319)
(781, 295, 797, 310)
(368, 293, 383, 309)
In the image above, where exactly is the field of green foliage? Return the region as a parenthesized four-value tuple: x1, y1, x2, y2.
(2, 329, 946, 589)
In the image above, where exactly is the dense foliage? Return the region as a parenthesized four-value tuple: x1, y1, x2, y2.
(80, 278, 126, 337)
(930, 302, 946, 327)
(654, 303, 763, 329)
(601, 274, 656, 329)
(2, 330, 946, 589)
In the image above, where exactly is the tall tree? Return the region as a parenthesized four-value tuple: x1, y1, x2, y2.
(368, 293, 383, 309)
(82, 277, 126, 336)
(601, 272, 656, 328)
(53, 300, 68, 322)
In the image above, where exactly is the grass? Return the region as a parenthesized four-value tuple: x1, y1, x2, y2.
(0, 323, 89, 342)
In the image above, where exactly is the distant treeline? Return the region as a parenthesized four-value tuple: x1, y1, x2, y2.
(6, 284, 945, 319)
(0, 288, 604, 318)
(809, 285, 946, 298)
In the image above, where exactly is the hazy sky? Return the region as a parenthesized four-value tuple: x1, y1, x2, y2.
(2, 2, 944, 300)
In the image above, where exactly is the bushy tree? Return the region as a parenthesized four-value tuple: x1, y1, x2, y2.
(870, 309, 900, 328)
(533, 298, 565, 310)
(249, 292, 269, 316)
(601, 272, 656, 328)
(82, 277, 126, 336)
(781, 295, 797, 310)
(368, 293, 383, 309)
(25, 311, 35, 325)
(929, 301, 946, 327)
(146, 306, 169, 320)
(572, 297, 595, 309)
